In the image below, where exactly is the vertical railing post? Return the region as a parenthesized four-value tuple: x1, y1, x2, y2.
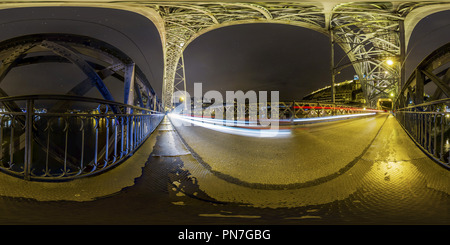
(24, 99, 34, 180)
(126, 115, 130, 155)
(433, 113, 437, 156)
(440, 113, 444, 161)
(0, 117, 3, 161)
(329, 27, 336, 107)
(113, 116, 118, 163)
(120, 116, 125, 158)
(94, 117, 99, 168)
(104, 117, 110, 167)
(428, 114, 432, 151)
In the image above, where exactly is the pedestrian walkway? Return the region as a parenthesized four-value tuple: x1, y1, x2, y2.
(0, 122, 160, 202)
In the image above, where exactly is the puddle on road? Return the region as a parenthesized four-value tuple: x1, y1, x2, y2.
(166, 156, 224, 204)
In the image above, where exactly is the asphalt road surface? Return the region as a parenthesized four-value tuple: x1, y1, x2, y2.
(0, 114, 448, 226)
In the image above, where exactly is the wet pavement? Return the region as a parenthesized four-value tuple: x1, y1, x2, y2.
(0, 114, 448, 225)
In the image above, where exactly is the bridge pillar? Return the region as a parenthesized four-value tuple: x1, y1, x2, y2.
(399, 20, 406, 95)
(329, 28, 336, 105)
(415, 69, 425, 105)
(124, 63, 136, 111)
(163, 50, 181, 111)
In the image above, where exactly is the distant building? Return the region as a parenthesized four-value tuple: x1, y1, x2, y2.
(302, 80, 365, 106)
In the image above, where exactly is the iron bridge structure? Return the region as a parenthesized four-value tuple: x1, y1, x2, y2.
(0, 1, 449, 111)
(0, 1, 449, 180)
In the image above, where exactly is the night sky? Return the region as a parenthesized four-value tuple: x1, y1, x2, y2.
(183, 23, 352, 100)
(0, 7, 448, 102)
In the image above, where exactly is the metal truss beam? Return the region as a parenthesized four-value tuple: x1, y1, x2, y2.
(39, 40, 116, 103)
(148, 1, 449, 110)
(395, 43, 450, 109)
(0, 43, 36, 85)
(0, 34, 161, 112)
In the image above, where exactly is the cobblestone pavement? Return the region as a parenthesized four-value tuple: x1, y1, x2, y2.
(0, 115, 448, 225)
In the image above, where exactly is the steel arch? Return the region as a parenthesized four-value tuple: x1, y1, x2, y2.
(0, 33, 161, 112)
(150, 1, 450, 110)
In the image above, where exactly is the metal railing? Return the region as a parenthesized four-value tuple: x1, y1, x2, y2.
(275, 101, 377, 120)
(393, 43, 449, 169)
(185, 101, 378, 121)
(0, 94, 164, 181)
(394, 99, 450, 169)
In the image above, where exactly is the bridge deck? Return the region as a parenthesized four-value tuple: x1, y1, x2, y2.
(170, 113, 449, 211)
(0, 114, 448, 224)
(172, 113, 388, 187)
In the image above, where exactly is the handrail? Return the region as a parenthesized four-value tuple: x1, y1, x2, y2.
(187, 100, 381, 121)
(0, 94, 160, 113)
(396, 98, 450, 111)
(0, 95, 164, 181)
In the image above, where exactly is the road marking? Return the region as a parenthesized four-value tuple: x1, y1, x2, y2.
(199, 214, 261, 218)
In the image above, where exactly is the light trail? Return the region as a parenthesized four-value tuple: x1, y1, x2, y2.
(169, 112, 378, 138)
(168, 114, 291, 138)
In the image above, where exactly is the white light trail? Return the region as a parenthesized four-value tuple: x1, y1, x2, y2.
(168, 114, 291, 138)
(169, 112, 377, 138)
